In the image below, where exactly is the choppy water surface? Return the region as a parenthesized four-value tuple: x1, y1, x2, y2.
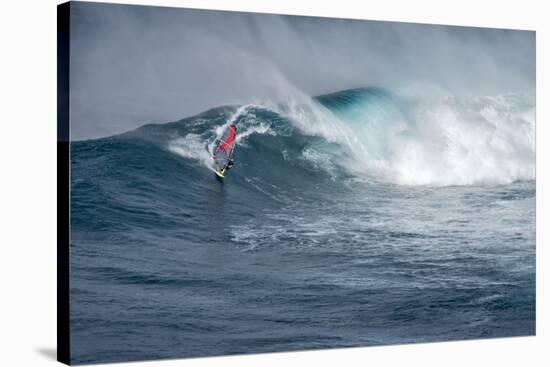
(70, 88, 535, 364)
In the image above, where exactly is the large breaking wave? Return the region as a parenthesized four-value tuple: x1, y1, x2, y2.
(120, 86, 534, 187)
(70, 79, 536, 365)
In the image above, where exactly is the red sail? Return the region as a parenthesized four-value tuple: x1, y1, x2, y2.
(212, 124, 237, 171)
(215, 125, 236, 155)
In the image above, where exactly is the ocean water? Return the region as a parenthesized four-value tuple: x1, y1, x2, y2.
(70, 88, 535, 364)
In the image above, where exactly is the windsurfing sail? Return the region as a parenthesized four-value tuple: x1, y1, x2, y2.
(212, 124, 237, 174)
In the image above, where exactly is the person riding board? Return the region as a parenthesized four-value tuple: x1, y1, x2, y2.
(212, 123, 237, 177)
(222, 123, 237, 172)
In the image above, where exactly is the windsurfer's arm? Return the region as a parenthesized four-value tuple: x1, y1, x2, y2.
(226, 158, 235, 170)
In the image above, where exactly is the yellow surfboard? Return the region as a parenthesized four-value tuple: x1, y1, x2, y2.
(215, 168, 226, 178)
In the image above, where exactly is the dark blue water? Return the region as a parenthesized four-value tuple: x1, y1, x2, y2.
(70, 88, 535, 364)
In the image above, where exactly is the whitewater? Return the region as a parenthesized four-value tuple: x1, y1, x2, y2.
(165, 87, 534, 186)
(69, 86, 535, 364)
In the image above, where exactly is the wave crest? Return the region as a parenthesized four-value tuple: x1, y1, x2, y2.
(163, 87, 534, 186)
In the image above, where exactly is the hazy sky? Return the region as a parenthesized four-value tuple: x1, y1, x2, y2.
(69, 1, 535, 140)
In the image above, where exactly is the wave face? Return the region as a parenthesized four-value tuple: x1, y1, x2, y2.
(70, 87, 535, 364)
(120, 86, 534, 187)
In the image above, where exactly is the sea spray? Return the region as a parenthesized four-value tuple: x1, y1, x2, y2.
(164, 87, 534, 186)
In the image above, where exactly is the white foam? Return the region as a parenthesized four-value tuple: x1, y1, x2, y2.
(276, 88, 535, 186)
(166, 70, 535, 187)
(167, 133, 217, 173)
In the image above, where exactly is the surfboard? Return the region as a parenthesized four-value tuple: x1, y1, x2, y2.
(212, 124, 237, 178)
